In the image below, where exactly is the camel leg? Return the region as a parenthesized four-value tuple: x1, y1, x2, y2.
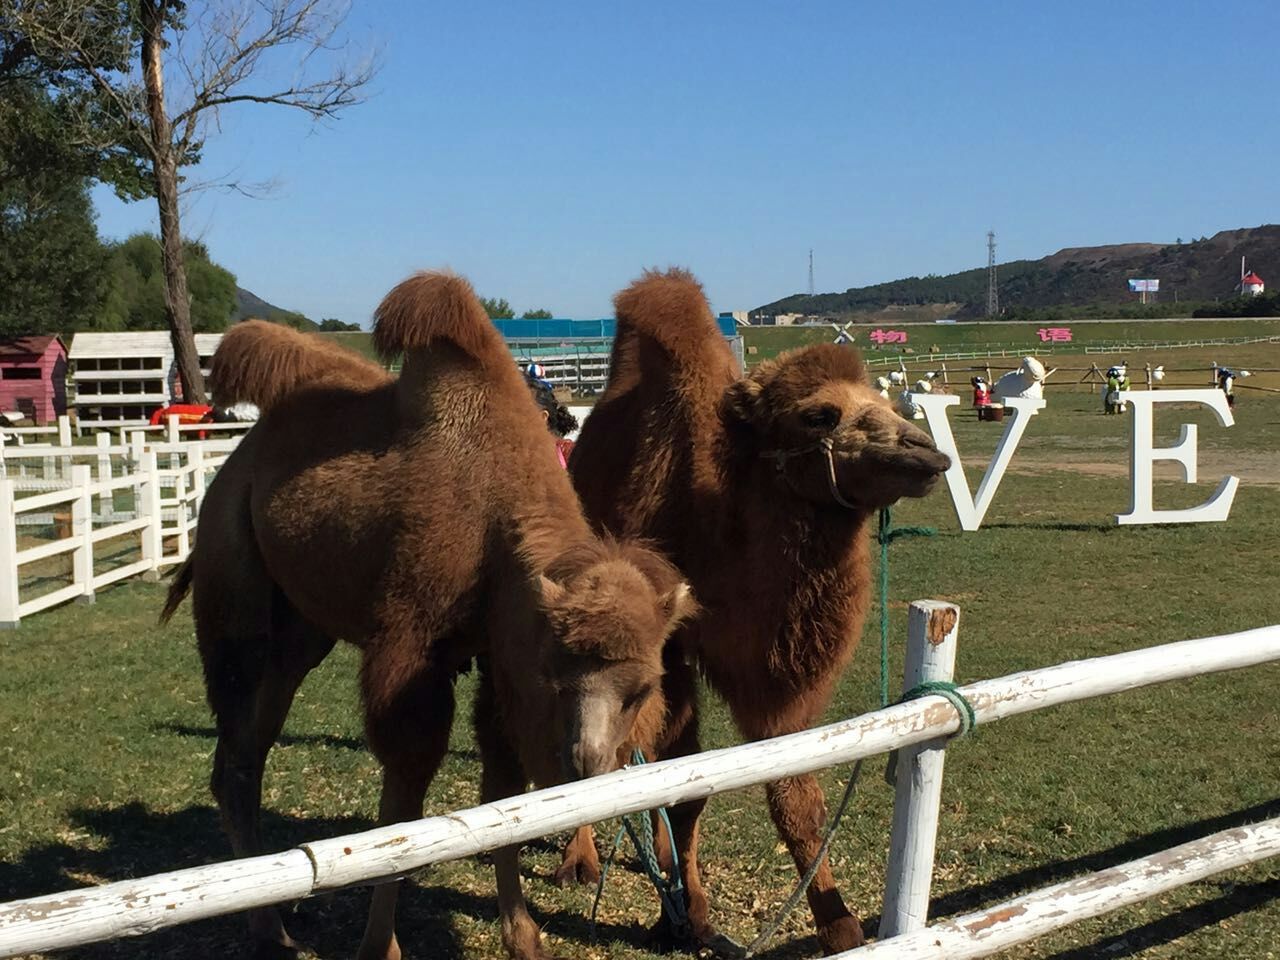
(202, 589, 335, 954)
(643, 659, 720, 949)
(553, 825, 601, 887)
(734, 701, 864, 955)
(356, 653, 457, 960)
(474, 675, 551, 960)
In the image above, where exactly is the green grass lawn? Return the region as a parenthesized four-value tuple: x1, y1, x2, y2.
(1, 393, 1278, 959)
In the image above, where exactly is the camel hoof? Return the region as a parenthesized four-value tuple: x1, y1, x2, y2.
(552, 855, 601, 888)
(817, 915, 865, 954)
(646, 914, 733, 954)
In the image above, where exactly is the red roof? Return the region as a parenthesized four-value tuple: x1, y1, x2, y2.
(1242, 272, 1265, 286)
(0, 335, 63, 360)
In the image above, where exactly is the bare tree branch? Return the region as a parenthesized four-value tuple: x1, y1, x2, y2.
(170, 0, 377, 158)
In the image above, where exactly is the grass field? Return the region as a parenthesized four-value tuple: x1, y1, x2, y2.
(2, 391, 1279, 959)
(742, 317, 1280, 365)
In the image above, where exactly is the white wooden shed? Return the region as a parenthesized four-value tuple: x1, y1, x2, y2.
(69, 332, 223, 429)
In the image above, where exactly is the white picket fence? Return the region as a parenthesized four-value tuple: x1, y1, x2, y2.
(0, 613, 1275, 957)
(0, 417, 252, 626)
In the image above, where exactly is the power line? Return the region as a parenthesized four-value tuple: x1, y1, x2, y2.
(986, 231, 999, 317)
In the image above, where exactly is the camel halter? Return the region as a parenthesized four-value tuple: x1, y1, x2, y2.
(759, 435, 859, 510)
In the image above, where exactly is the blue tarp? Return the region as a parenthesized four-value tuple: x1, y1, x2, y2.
(493, 317, 737, 339)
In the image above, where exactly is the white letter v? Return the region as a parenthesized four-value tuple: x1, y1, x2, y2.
(915, 394, 1046, 531)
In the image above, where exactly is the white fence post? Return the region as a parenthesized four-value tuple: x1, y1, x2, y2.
(189, 442, 206, 510)
(0, 480, 20, 627)
(57, 415, 71, 447)
(71, 465, 95, 605)
(167, 414, 180, 444)
(881, 600, 961, 939)
(175, 449, 191, 561)
(95, 433, 113, 520)
(139, 451, 162, 582)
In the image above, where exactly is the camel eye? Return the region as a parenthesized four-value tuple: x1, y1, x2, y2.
(621, 684, 654, 712)
(802, 405, 842, 430)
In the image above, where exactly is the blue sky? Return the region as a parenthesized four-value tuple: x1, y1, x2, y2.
(92, 0, 1280, 325)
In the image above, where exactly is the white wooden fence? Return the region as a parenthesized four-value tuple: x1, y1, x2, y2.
(0, 617, 1275, 957)
(0, 417, 251, 626)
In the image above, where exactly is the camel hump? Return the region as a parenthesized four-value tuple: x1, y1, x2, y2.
(372, 271, 502, 364)
(210, 320, 390, 412)
(613, 267, 719, 355)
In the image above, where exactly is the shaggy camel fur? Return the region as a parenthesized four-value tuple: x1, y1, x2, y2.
(208, 318, 391, 410)
(557, 269, 951, 954)
(163, 272, 692, 960)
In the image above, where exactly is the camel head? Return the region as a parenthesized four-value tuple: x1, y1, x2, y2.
(537, 541, 696, 780)
(721, 343, 951, 511)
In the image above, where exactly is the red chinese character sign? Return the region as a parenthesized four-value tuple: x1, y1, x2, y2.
(869, 329, 908, 345)
(1036, 327, 1072, 343)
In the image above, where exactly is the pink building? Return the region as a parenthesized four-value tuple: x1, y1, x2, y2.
(0, 335, 68, 424)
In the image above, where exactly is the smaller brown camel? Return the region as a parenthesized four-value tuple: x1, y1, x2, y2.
(558, 269, 952, 954)
(163, 272, 692, 960)
(474, 540, 692, 959)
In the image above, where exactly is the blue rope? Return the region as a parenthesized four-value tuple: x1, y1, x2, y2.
(590, 748, 690, 941)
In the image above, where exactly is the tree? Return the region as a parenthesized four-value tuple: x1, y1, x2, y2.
(520, 308, 553, 319)
(7, 1, 376, 402)
(480, 297, 514, 319)
(0, 80, 111, 336)
(319, 317, 360, 331)
(99, 232, 237, 331)
(0, 4, 149, 199)
(0, 159, 107, 338)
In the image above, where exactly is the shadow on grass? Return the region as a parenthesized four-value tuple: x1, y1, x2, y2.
(153, 722, 479, 762)
(0, 802, 655, 959)
(1041, 875, 1280, 960)
(981, 520, 1117, 533)
(919, 798, 1280, 952)
(156, 721, 366, 753)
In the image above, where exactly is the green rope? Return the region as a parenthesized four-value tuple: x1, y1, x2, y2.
(899, 680, 977, 737)
(885, 680, 977, 785)
(877, 507, 937, 707)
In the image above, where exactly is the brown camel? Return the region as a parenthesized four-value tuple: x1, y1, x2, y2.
(555, 269, 951, 954)
(162, 272, 692, 960)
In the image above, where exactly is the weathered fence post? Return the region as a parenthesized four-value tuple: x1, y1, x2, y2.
(71, 465, 95, 605)
(0, 480, 20, 627)
(139, 451, 162, 582)
(881, 599, 961, 939)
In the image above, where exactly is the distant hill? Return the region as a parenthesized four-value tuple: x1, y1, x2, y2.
(756, 225, 1280, 319)
(232, 287, 318, 330)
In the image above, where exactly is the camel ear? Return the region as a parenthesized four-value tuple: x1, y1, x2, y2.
(721, 377, 764, 429)
(537, 575, 566, 608)
(660, 582, 698, 633)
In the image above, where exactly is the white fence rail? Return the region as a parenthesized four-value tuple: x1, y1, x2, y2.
(0, 621, 1276, 956)
(0, 416, 250, 626)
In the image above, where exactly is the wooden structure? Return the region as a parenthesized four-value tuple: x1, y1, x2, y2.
(68, 332, 222, 430)
(0, 336, 67, 424)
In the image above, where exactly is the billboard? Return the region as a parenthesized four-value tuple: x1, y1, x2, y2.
(1127, 279, 1160, 293)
